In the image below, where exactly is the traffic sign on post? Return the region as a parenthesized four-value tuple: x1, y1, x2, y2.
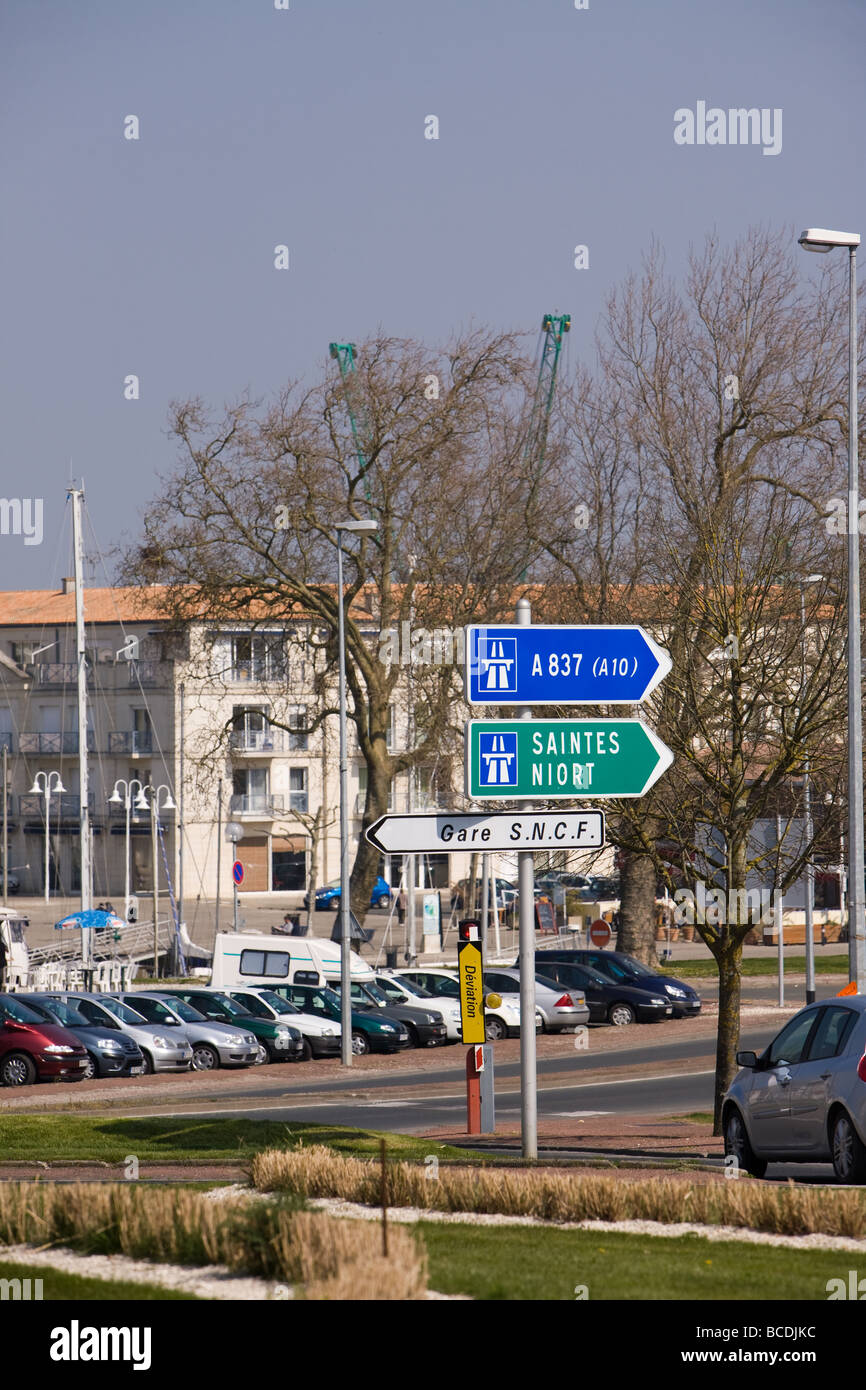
(589, 918, 612, 947)
(232, 861, 244, 886)
(365, 808, 605, 854)
(457, 919, 486, 1046)
(466, 625, 672, 705)
(465, 719, 674, 800)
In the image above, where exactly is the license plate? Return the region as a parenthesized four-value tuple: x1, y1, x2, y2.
(130, 1065, 144, 1074)
(77, 1059, 87, 1067)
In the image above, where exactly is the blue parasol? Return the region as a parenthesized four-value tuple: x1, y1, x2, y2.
(55, 909, 125, 932)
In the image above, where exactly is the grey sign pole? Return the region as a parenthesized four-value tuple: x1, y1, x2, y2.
(516, 597, 537, 1159)
(480, 1043, 495, 1132)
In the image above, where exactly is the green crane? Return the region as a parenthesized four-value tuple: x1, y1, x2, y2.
(329, 341, 372, 503)
(518, 312, 571, 577)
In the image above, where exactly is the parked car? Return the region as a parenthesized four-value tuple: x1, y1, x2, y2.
(266, 982, 411, 1055)
(115, 993, 262, 1069)
(158, 989, 304, 1064)
(0, 992, 89, 1086)
(374, 972, 463, 1040)
(482, 968, 590, 1032)
(451, 877, 517, 909)
(723, 997, 866, 1182)
(18, 994, 145, 1078)
(304, 876, 392, 911)
(396, 968, 537, 1042)
(329, 979, 448, 1047)
(530, 960, 672, 1026)
(57, 992, 193, 1073)
(224, 987, 341, 1060)
(534, 950, 702, 1018)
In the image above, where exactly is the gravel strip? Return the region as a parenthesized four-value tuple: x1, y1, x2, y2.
(307, 1196, 866, 1253)
(0, 1244, 289, 1300)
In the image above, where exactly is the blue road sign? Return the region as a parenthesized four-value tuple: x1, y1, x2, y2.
(466, 625, 672, 705)
(232, 860, 244, 886)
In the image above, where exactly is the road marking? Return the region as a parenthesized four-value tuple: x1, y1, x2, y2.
(552, 1111, 613, 1117)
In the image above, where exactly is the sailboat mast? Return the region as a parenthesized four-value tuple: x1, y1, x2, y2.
(69, 488, 92, 967)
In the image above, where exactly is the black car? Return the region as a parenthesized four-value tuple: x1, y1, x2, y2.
(533, 949, 702, 1018)
(18, 993, 145, 1079)
(529, 960, 671, 1026)
(329, 979, 449, 1047)
(267, 982, 412, 1055)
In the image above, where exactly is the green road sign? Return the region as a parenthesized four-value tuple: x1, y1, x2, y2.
(465, 719, 673, 800)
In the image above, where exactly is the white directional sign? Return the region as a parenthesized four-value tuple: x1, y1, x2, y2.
(365, 809, 605, 854)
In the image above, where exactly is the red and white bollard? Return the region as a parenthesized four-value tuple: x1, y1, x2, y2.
(466, 1043, 485, 1134)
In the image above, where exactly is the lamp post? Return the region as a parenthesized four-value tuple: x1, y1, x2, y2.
(799, 228, 864, 989)
(29, 771, 66, 903)
(337, 517, 378, 1067)
(108, 778, 148, 923)
(136, 783, 176, 978)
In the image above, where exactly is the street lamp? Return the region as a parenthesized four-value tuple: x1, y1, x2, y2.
(225, 820, 244, 931)
(108, 778, 149, 922)
(336, 517, 378, 1066)
(798, 575, 824, 1003)
(799, 228, 864, 989)
(29, 772, 66, 903)
(136, 783, 176, 978)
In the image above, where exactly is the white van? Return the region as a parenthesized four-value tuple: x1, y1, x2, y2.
(209, 932, 375, 991)
(0, 909, 30, 989)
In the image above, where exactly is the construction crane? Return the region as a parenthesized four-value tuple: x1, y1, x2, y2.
(518, 312, 571, 577)
(328, 341, 372, 503)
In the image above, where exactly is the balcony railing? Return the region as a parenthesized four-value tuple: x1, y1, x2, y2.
(229, 729, 285, 753)
(34, 664, 93, 687)
(33, 661, 165, 688)
(229, 793, 285, 817)
(228, 662, 287, 684)
(288, 792, 308, 814)
(19, 732, 95, 755)
(108, 730, 153, 755)
(20, 793, 96, 819)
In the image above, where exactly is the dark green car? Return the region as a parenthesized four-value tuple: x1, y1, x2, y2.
(163, 988, 304, 1063)
(268, 983, 411, 1056)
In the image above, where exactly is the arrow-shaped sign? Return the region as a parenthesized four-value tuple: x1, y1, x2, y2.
(465, 718, 674, 800)
(465, 624, 672, 705)
(365, 809, 605, 854)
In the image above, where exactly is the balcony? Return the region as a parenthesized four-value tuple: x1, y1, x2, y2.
(20, 793, 96, 820)
(108, 730, 153, 755)
(228, 662, 287, 685)
(19, 732, 95, 755)
(230, 729, 285, 754)
(34, 664, 93, 687)
(229, 793, 285, 818)
(33, 661, 166, 689)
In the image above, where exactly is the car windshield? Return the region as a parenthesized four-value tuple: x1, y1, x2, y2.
(393, 975, 432, 997)
(98, 996, 148, 1024)
(615, 955, 660, 978)
(0, 995, 44, 1024)
(258, 991, 299, 1015)
(32, 999, 88, 1027)
(161, 997, 206, 1023)
(361, 982, 390, 1004)
(207, 994, 252, 1017)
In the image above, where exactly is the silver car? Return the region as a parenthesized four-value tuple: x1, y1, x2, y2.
(57, 992, 193, 1074)
(482, 968, 591, 1032)
(114, 993, 259, 1070)
(723, 997, 866, 1183)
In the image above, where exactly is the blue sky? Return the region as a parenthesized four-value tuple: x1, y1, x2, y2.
(1, 0, 863, 588)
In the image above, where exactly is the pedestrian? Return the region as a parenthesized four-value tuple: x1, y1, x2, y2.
(397, 890, 406, 927)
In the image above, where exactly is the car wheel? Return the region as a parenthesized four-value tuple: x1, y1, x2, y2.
(300, 1038, 313, 1062)
(253, 1042, 270, 1066)
(405, 1025, 420, 1048)
(82, 1051, 99, 1081)
(831, 1111, 866, 1184)
(723, 1106, 767, 1179)
(376, 894, 390, 909)
(140, 1050, 155, 1075)
(351, 1031, 370, 1056)
(191, 1043, 220, 1071)
(485, 1015, 507, 1042)
(608, 1002, 636, 1027)
(333, 898, 341, 911)
(1, 1052, 37, 1087)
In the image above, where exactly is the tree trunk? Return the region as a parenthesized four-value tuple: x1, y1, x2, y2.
(616, 850, 657, 966)
(306, 809, 321, 933)
(350, 741, 392, 919)
(712, 937, 743, 1134)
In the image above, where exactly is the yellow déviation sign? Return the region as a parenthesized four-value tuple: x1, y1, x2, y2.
(458, 939, 486, 1044)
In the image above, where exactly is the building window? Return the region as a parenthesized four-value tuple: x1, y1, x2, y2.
(287, 705, 308, 751)
(230, 633, 287, 682)
(289, 767, 308, 813)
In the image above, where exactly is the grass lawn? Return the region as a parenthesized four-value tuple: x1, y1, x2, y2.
(0, 1258, 200, 1300)
(669, 954, 848, 980)
(418, 1223, 851, 1300)
(0, 1116, 481, 1166)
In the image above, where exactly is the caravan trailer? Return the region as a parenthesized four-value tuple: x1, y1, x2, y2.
(209, 932, 375, 991)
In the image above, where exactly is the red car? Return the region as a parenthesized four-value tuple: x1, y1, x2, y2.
(0, 993, 89, 1086)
